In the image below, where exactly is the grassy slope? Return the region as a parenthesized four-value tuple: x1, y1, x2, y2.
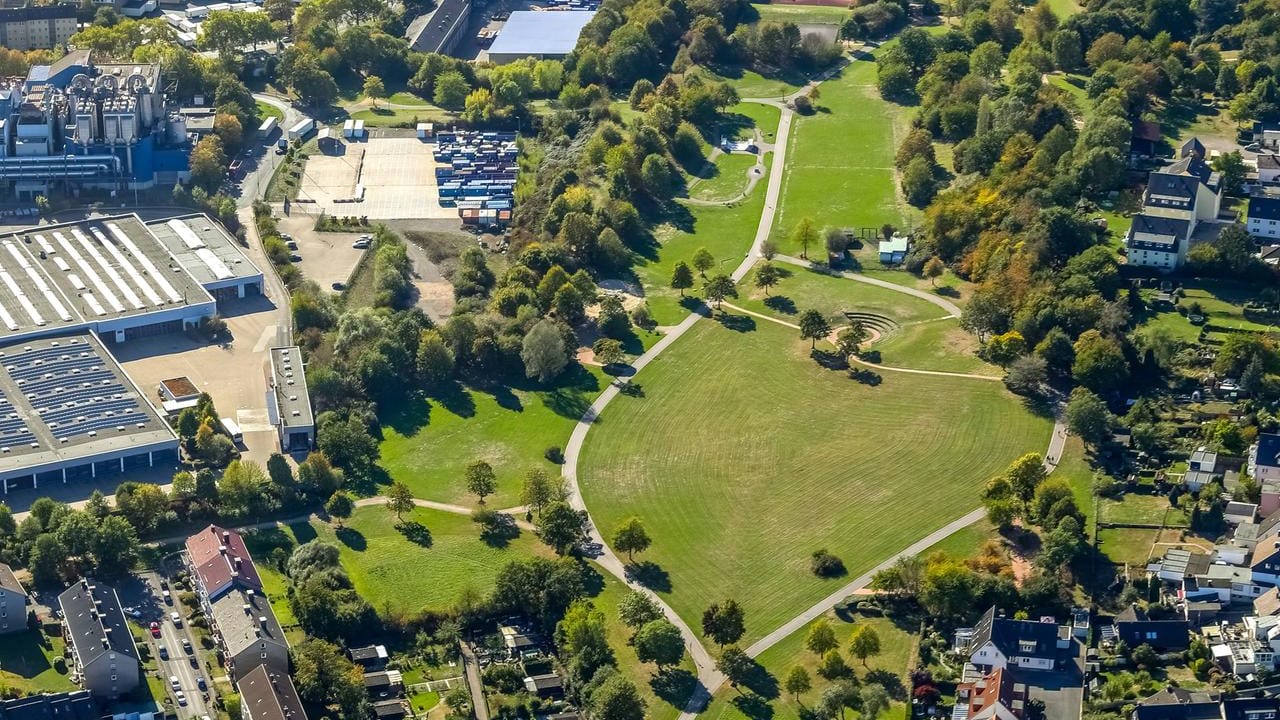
(773, 46, 907, 253)
(248, 506, 554, 615)
(752, 3, 851, 25)
(378, 367, 607, 508)
(577, 317, 1053, 642)
(728, 103, 782, 144)
(701, 611, 917, 720)
(0, 630, 77, 695)
(689, 154, 762, 202)
(1136, 281, 1280, 344)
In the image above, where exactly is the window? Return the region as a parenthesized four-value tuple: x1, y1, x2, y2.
(1145, 631, 1158, 640)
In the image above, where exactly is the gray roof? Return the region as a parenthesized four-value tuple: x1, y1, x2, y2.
(407, 0, 470, 52)
(0, 331, 176, 476)
(58, 579, 138, 667)
(970, 606, 1058, 660)
(1129, 213, 1192, 251)
(143, 215, 262, 286)
(1133, 687, 1219, 720)
(0, 690, 97, 720)
(1258, 154, 1280, 170)
(209, 587, 288, 670)
(1251, 196, 1280, 222)
(0, 562, 25, 597)
(488, 11, 595, 58)
(236, 665, 308, 720)
(269, 347, 313, 433)
(0, 3, 76, 21)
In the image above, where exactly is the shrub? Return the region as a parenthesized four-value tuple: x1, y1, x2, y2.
(53, 657, 66, 673)
(793, 95, 813, 114)
(545, 446, 564, 463)
(810, 549, 846, 577)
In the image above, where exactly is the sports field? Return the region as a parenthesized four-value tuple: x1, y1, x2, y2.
(378, 368, 605, 507)
(773, 47, 908, 254)
(577, 317, 1053, 641)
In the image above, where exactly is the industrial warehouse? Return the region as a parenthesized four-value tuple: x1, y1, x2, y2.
(0, 212, 266, 492)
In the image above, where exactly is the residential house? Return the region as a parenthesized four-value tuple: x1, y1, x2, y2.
(1224, 696, 1280, 720)
(1252, 435, 1280, 484)
(373, 699, 409, 719)
(350, 645, 389, 669)
(523, 673, 564, 698)
(1233, 508, 1280, 550)
(1187, 447, 1223, 491)
(364, 670, 404, 697)
(1185, 600, 1222, 626)
(955, 667, 1028, 720)
(1113, 605, 1190, 650)
(0, 3, 77, 51)
(878, 234, 910, 265)
(0, 562, 28, 634)
(58, 579, 140, 699)
(1186, 563, 1266, 604)
(237, 664, 308, 720)
(965, 607, 1059, 672)
(1253, 541, 1280, 586)
(1126, 138, 1223, 270)
(499, 625, 540, 657)
(1257, 588, 1280, 617)
(1248, 196, 1280, 241)
(1132, 687, 1219, 720)
(1150, 548, 1212, 583)
(1131, 120, 1161, 160)
(1203, 616, 1280, 675)
(0, 690, 97, 719)
(1256, 123, 1280, 152)
(1261, 245, 1280, 266)
(185, 524, 264, 602)
(209, 587, 289, 682)
(1258, 155, 1280, 185)
(1230, 503, 1261, 526)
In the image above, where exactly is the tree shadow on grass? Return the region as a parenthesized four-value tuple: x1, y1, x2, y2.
(483, 385, 522, 412)
(434, 382, 477, 419)
(679, 296, 712, 315)
(478, 515, 519, 548)
(810, 349, 848, 370)
(651, 669, 698, 708)
(289, 521, 318, 546)
(763, 295, 797, 315)
(617, 380, 645, 398)
(730, 694, 774, 720)
(335, 526, 366, 551)
(625, 561, 672, 593)
(848, 368, 882, 386)
(734, 657, 780, 700)
(397, 521, 433, 548)
(858, 350, 882, 364)
(935, 286, 961, 299)
(865, 668, 905, 700)
(716, 313, 756, 332)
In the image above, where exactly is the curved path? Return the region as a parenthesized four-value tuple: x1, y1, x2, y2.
(773, 254, 963, 318)
(718, 302, 1001, 382)
(562, 54, 1065, 720)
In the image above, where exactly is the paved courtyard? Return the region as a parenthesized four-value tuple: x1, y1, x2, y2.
(299, 135, 455, 220)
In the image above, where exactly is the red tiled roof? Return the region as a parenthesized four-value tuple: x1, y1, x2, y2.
(185, 525, 262, 597)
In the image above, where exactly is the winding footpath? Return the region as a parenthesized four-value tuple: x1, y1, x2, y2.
(559, 56, 1069, 720)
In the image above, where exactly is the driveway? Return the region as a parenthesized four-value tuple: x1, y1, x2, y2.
(236, 95, 308, 209)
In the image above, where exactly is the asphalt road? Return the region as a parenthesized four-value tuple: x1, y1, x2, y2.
(132, 571, 213, 718)
(234, 94, 309, 209)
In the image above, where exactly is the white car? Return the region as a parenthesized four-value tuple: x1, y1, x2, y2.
(352, 239, 370, 249)
(122, 606, 142, 619)
(170, 611, 182, 627)
(176, 690, 188, 706)
(169, 675, 180, 690)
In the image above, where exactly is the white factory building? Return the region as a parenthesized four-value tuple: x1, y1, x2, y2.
(0, 213, 264, 492)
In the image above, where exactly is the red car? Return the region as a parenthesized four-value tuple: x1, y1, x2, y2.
(149, 622, 161, 638)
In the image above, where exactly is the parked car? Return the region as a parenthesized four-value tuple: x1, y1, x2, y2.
(158, 645, 169, 660)
(123, 606, 142, 619)
(149, 622, 161, 637)
(331, 281, 345, 290)
(352, 239, 370, 249)
(182, 638, 192, 653)
(169, 676, 180, 691)
(197, 676, 207, 691)
(170, 611, 182, 627)
(176, 691, 188, 707)
(162, 590, 172, 605)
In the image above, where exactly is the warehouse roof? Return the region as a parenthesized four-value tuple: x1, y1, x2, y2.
(0, 215, 213, 342)
(145, 215, 263, 286)
(487, 11, 595, 58)
(0, 331, 175, 475)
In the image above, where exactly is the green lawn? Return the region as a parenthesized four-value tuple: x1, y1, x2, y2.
(1101, 494, 1188, 526)
(248, 506, 554, 615)
(752, 2, 850, 25)
(874, 319, 1000, 375)
(256, 100, 284, 122)
(726, 102, 782, 143)
(349, 105, 453, 127)
(577, 317, 1053, 642)
(701, 611, 916, 720)
(638, 157, 771, 326)
(0, 629, 77, 695)
(688, 153, 761, 202)
(920, 517, 997, 559)
(694, 66, 804, 99)
(1043, 0, 1082, 16)
(1137, 281, 1279, 344)
(590, 571, 695, 720)
(737, 263, 950, 326)
(773, 44, 909, 254)
(1097, 527, 1159, 568)
(379, 368, 607, 508)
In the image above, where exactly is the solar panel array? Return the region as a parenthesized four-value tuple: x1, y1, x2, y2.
(0, 336, 150, 447)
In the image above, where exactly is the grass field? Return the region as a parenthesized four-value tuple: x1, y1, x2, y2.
(349, 105, 453, 127)
(256, 100, 284, 122)
(1100, 494, 1189, 526)
(696, 66, 804, 99)
(247, 506, 554, 615)
(688, 153, 761, 202)
(772, 44, 909, 254)
(637, 156, 771, 326)
(1137, 281, 1279, 343)
(1043, 0, 1082, 19)
(751, 3, 851, 25)
(0, 630, 76, 696)
(379, 368, 607, 507)
(577, 317, 1053, 641)
(700, 611, 917, 720)
(726, 102, 782, 143)
(1097, 527, 1158, 568)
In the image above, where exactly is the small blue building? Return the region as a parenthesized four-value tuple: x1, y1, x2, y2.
(878, 234, 910, 264)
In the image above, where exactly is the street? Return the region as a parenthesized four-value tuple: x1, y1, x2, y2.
(118, 569, 217, 719)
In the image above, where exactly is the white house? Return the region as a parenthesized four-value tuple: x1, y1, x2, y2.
(0, 563, 27, 634)
(1126, 138, 1223, 271)
(965, 607, 1059, 672)
(1251, 434, 1280, 483)
(1248, 196, 1280, 240)
(1258, 154, 1280, 184)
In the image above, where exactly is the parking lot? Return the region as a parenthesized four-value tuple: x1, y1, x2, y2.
(275, 213, 372, 293)
(298, 135, 456, 220)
